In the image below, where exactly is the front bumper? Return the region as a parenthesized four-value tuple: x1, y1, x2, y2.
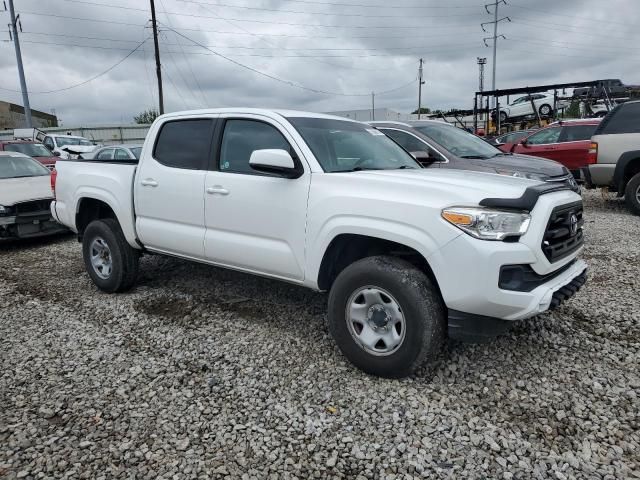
(430, 189, 586, 325)
(0, 213, 67, 239)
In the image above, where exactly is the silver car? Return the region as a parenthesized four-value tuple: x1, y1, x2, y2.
(83, 144, 143, 162)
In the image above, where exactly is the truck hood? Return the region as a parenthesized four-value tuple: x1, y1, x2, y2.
(339, 168, 538, 203)
(462, 153, 568, 178)
(0, 175, 53, 206)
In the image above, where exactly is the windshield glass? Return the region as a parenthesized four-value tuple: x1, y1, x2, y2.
(412, 123, 502, 159)
(0, 155, 50, 179)
(130, 147, 142, 159)
(4, 143, 52, 157)
(288, 117, 419, 172)
(55, 137, 93, 147)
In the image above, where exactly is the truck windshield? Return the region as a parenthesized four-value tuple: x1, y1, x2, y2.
(4, 143, 52, 157)
(411, 123, 502, 159)
(287, 117, 420, 172)
(56, 137, 93, 147)
(0, 155, 50, 179)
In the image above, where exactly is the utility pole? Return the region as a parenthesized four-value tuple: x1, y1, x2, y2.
(371, 92, 375, 121)
(150, 0, 164, 114)
(417, 58, 425, 120)
(477, 57, 486, 124)
(482, 0, 510, 108)
(7, 0, 32, 128)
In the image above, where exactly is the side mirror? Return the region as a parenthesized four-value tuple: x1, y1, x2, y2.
(519, 138, 529, 147)
(249, 149, 301, 178)
(411, 150, 436, 164)
(52, 151, 61, 157)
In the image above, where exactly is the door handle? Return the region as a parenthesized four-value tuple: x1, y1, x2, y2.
(206, 186, 229, 195)
(140, 178, 158, 187)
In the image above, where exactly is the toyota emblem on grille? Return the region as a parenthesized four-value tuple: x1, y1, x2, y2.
(570, 214, 579, 236)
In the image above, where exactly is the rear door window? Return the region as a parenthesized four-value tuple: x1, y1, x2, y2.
(526, 127, 561, 145)
(153, 119, 214, 169)
(598, 103, 640, 135)
(96, 148, 114, 160)
(114, 148, 131, 160)
(559, 124, 598, 142)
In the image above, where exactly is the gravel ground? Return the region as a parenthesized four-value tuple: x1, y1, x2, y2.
(1, 189, 638, 480)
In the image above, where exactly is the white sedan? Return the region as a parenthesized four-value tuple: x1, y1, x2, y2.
(497, 93, 568, 123)
(0, 152, 67, 240)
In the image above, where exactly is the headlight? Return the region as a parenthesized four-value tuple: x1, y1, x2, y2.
(495, 169, 547, 181)
(0, 205, 8, 216)
(442, 207, 531, 241)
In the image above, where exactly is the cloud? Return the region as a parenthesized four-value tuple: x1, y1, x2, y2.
(0, 0, 637, 124)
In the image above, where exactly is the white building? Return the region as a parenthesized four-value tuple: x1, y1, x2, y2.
(324, 108, 411, 122)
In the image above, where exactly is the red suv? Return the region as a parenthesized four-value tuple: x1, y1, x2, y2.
(499, 119, 601, 178)
(0, 140, 59, 170)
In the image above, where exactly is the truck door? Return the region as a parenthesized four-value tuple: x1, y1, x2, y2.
(203, 116, 310, 281)
(134, 117, 217, 259)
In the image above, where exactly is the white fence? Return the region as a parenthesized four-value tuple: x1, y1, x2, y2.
(0, 124, 151, 145)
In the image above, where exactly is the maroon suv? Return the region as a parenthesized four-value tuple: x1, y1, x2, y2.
(0, 140, 59, 170)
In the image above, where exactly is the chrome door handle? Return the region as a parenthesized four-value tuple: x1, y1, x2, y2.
(206, 186, 229, 195)
(140, 178, 158, 187)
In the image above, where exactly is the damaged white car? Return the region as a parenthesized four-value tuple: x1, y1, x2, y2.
(0, 152, 67, 240)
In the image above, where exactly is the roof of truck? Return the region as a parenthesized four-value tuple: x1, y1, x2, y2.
(156, 108, 360, 123)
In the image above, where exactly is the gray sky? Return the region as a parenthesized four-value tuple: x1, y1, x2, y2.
(0, 0, 638, 125)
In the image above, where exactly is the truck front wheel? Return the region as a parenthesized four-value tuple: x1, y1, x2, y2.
(82, 219, 139, 293)
(328, 256, 446, 378)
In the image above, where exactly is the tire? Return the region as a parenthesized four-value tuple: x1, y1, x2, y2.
(328, 255, 446, 378)
(624, 172, 640, 216)
(539, 104, 552, 116)
(82, 218, 139, 293)
(499, 111, 508, 123)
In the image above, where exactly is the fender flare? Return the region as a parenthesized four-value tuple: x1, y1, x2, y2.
(73, 188, 138, 248)
(613, 150, 640, 191)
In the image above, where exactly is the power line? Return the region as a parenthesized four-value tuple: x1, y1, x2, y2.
(0, 38, 148, 94)
(159, 23, 417, 97)
(178, 0, 482, 9)
(507, 35, 640, 53)
(20, 10, 482, 31)
(507, 4, 633, 26)
(174, 0, 479, 18)
(57, 0, 481, 19)
(33, 4, 477, 29)
(507, 18, 639, 41)
(159, 0, 208, 106)
(8, 36, 478, 58)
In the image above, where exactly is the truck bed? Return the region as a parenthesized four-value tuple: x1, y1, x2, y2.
(51, 160, 139, 248)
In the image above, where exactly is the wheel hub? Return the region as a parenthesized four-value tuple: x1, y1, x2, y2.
(367, 304, 391, 330)
(345, 286, 406, 356)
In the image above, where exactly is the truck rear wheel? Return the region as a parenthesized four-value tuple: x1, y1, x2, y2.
(624, 172, 640, 216)
(328, 255, 446, 378)
(82, 219, 139, 293)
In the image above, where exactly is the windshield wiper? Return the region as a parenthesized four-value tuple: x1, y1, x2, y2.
(459, 155, 487, 159)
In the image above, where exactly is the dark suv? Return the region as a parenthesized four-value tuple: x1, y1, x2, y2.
(369, 120, 579, 192)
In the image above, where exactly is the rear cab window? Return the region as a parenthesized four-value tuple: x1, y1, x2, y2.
(596, 102, 640, 135)
(559, 124, 598, 142)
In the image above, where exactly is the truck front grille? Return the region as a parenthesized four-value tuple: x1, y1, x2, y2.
(542, 201, 584, 263)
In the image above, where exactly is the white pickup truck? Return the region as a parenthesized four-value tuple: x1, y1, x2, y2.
(51, 109, 587, 378)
